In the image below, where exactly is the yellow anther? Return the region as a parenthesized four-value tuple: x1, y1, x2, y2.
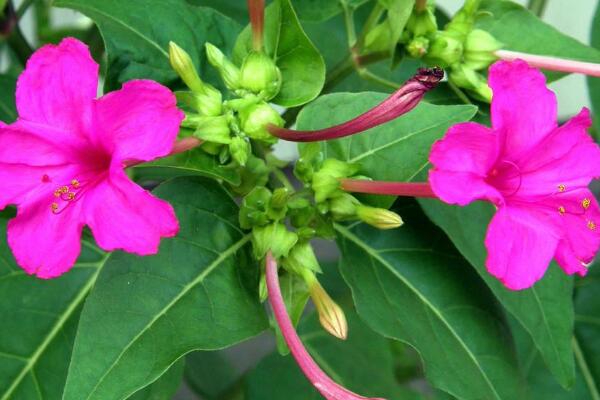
(71, 179, 80, 188)
(53, 190, 61, 198)
(582, 198, 591, 209)
(66, 192, 75, 200)
(60, 186, 69, 194)
(558, 184, 566, 192)
(558, 206, 566, 215)
(587, 220, 596, 231)
(51, 203, 59, 213)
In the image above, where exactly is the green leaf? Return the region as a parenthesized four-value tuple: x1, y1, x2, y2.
(184, 351, 241, 399)
(380, 0, 415, 56)
(62, 177, 268, 400)
(292, 0, 371, 22)
(54, 0, 241, 91)
(418, 200, 576, 389)
(133, 148, 241, 186)
(127, 359, 184, 400)
(335, 202, 524, 399)
(478, 0, 600, 82)
(0, 74, 16, 123)
(589, 2, 600, 137)
(296, 93, 477, 206)
(246, 311, 425, 400)
(0, 214, 108, 400)
(234, 0, 326, 107)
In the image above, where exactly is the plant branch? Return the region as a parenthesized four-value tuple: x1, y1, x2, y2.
(527, 0, 548, 17)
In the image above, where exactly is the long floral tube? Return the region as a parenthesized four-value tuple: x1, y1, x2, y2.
(124, 137, 202, 168)
(247, 0, 265, 51)
(495, 50, 600, 77)
(265, 252, 386, 400)
(268, 67, 444, 142)
(341, 179, 437, 198)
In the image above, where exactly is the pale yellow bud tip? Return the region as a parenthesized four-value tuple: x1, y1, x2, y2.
(356, 205, 403, 230)
(310, 281, 348, 340)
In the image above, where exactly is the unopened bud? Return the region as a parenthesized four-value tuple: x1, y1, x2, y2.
(450, 65, 492, 102)
(312, 159, 359, 203)
(186, 115, 231, 144)
(239, 102, 284, 143)
(463, 29, 503, 70)
(240, 51, 282, 100)
(329, 193, 359, 220)
(425, 31, 463, 68)
(356, 205, 403, 230)
(283, 242, 321, 275)
(205, 42, 242, 90)
(252, 223, 298, 259)
(407, 36, 430, 58)
(307, 276, 348, 340)
(169, 42, 205, 93)
(239, 186, 271, 229)
(230, 136, 251, 166)
(406, 7, 437, 38)
(445, 0, 481, 40)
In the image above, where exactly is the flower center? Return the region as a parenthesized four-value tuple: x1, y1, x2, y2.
(50, 178, 87, 215)
(487, 159, 523, 197)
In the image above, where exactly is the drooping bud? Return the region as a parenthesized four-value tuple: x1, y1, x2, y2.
(356, 205, 403, 230)
(239, 102, 284, 143)
(230, 136, 251, 166)
(268, 67, 444, 142)
(328, 193, 360, 220)
(253, 223, 298, 259)
(449, 65, 492, 102)
(312, 159, 359, 203)
(463, 29, 503, 70)
(240, 51, 282, 100)
(205, 43, 242, 90)
(425, 31, 463, 68)
(307, 276, 348, 340)
(185, 115, 231, 144)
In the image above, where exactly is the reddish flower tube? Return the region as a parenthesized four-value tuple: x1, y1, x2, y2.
(265, 252, 386, 400)
(495, 50, 600, 77)
(268, 67, 444, 142)
(247, 0, 265, 51)
(341, 179, 437, 198)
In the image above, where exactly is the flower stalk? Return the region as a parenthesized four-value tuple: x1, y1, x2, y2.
(495, 50, 600, 77)
(247, 0, 265, 51)
(341, 179, 437, 198)
(268, 67, 444, 142)
(265, 252, 386, 400)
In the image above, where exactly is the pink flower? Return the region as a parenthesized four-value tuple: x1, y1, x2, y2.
(429, 60, 600, 290)
(0, 38, 184, 279)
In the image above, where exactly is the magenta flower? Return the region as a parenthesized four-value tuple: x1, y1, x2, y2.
(429, 60, 600, 289)
(0, 38, 184, 279)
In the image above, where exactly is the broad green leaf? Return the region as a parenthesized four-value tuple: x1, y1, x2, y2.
(0, 74, 16, 123)
(185, 0, 248, 24)
(234, 0, 326, 107)
(133, 148, 241, 186)
(335, 202, 524, 399)
(127, 359, 184, 400)
(418, 200, 576, 389)
(380, 0, 415, 56)
(478, 0, 600, 82)
(246, 311, 425, 400)
(292, 0, 371, 22)
(54, 0, 241, 91)
(184, 351, 241, 400)
(589, 2, 600, 137)
(296, 93, 476, 206)
(62, 177, 268, 400)
(0, 214, 108, 400)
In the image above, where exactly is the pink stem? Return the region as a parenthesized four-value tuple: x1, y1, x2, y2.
(265, 252, 386, 400)
(495, 50, 600, 77)
(247, 0, 265, 51)
(268, 67, 444, 142)
(341, 179, 438, 198)
(124, 137, 202, 168)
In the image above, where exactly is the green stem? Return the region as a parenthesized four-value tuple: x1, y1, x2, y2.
(357, 68, 400, 90)
(354, 2, 385, 52)
(527, 0, 547, 17)
(7, 21, 32, 65)
(271, 168, 295, 192)
(573, 336, 600, 400)
(16, 0, 34, 19)
(341, 1, 357, 48)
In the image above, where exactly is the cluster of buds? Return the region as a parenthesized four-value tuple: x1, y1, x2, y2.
(168, 40, 284, 170)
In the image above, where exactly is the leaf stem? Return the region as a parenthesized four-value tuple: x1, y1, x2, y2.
(15, 0, 33, 19)
(527, 0, 548, 17)
(341, 1, 357, 48)
(573, 336, 600, 400)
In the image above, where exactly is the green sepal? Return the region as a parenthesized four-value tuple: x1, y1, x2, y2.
(252, 223, 298, 259)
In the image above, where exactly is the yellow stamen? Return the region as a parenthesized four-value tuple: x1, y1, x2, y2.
(558, 184, 566, 192)
(51, 203, 59, 213)
(587, 220, 596, 231)
(71, 179, 80, 188)
(582, 198, 591, 209)
(59, 186, 69, 194)
(66, 192, 75, 200)
(558, 206, 566, 215)
(53, 190, 61, 198)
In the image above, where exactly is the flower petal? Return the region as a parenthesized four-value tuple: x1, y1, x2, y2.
(16, 38, 98, 135)
(429, 169, 503, 206)
(429, 122, 499, 175)
(484, 206, 559, 290)
(84, 168, 178, 255)
(7, 199, 84, 279)
(93, 80, 184, 163)
(515, 108, 600, 197)
(489, 60, 557, 158)
(0, 123, 69, 166)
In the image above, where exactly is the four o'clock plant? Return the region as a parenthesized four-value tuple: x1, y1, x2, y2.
(0, 0, 599, 399)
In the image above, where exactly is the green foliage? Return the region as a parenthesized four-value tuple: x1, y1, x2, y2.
(127, 359, 184, 400)
(589, 2, 600, 137)
(0, 75, 16, 123)
(54, 0, 241, 91)
(336, 202, 524, 399)
(61, 178, 267, 400)
(234, 0, 326, 107)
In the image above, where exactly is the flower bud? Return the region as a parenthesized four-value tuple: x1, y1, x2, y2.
(239, 186, 271, 229)
(176, 90, 222, 117)
(312, 159, 359, 203)
(463, 29, 503, 71)
(449, 65, 492, 102)
(356, 205, 403, 230)
(445, 0, 481, 40)
(205, 42, 242, 90)
(186, 115, 231, 144)
(304, 274, 348, 340)
(283, 242, 321, 275)
(407, 36, 430, 58)
(229, 136, 251, 166)
(240, 51, 282, 100)
(406, 7, 437, 38)
(252, 223, 298, 259)
(169, 42, 205, 93)
(329, 193, 359, 220)
(425, 31, 463, 68)
(239, 102, 284, 143)
(268, 188, 290, 221)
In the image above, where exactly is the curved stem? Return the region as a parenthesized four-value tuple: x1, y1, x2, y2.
(341, 179, 438, 198)
(495, 50, 600, 77)
(265, 252, 385, 400)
